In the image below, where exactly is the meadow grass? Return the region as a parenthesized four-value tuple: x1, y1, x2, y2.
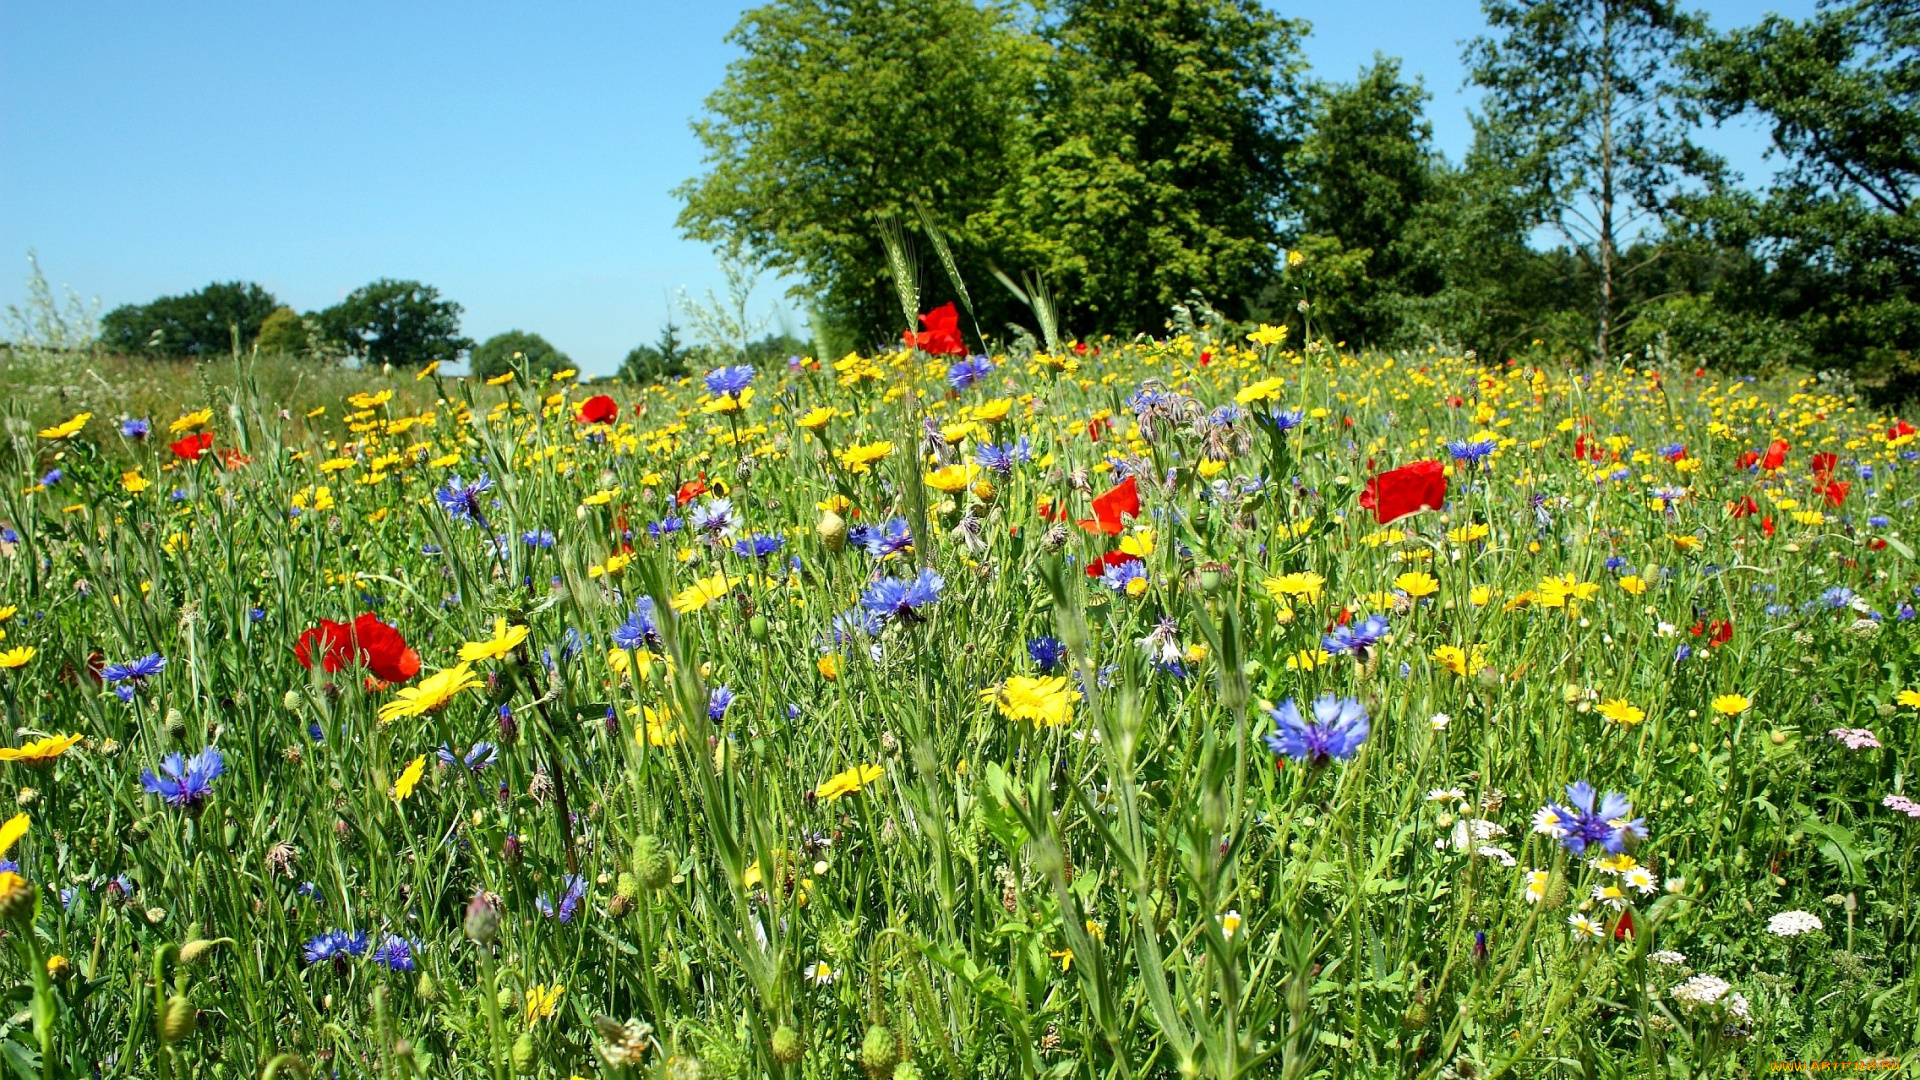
(0, 333, 1912, 1079)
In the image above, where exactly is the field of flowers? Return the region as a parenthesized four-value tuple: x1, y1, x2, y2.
(0, 313, 1915, 1079)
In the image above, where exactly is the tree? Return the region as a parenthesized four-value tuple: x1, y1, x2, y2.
(469, 330, 571, 381)
(983, 0, 1310, 334)
(1468, 0, 1718, 363)
(313, 279, 470, 369)
(620, 319, 692, 386)
(676, 0, 1044, 346)
(1290, 57, 1441, 343)
(100, 281, 280, 357)
(1682, 0, 1920, 396)
(255, 306, 310, 356)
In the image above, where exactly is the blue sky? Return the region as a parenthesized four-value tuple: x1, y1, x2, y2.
(1, 1, 1814, 373)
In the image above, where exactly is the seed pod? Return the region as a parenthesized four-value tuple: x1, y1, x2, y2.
(616, 871, 641, 900)
(893, 1062, 923, 1080)
(748, 614, 769, 642)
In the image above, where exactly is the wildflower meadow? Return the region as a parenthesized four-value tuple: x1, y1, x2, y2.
(0, 310, 1915, 1078)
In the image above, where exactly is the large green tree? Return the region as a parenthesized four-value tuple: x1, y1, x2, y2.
(1468, 0, 1718, 362)
(469, 330, 571, 380)
(99, 281, 280, 357)
(675, 0, 1043, 347)
(313, 279, 470, 369)
(982, 0, 1309, 335)
(1682, 0, 1920, 396)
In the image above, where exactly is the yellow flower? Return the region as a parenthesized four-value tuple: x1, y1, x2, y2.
(1430, 644, 1486, 676)
(814, 763, 884, 801)
(817, 654, 842, 680)
(1595, 699, 1646, 726)
(982, 676, 1074, 727)
(0, 734, 81, 766)
(416, 360, 442, 380)
(836, 441, 896, 474)
(796, 406, 836, 430)
(377, 664, 483, 723)
(459, 618, 529, 662)
(1616, 575, 1647, 595)
(1710, 693, 1752, 716)
(525, 983, 564, 1023)
(1468, 585, 1497, 607)
(1534, 575, 1598, 608)
(636, 705, 683, 747)
(1234, 378, 1286, 405)
(1263, 572, 1325, 603)
(1246, 324, 1289, 347)
(1394, 571, 1440, 599)
(38, 412, 91, 439)
(1285, 648, 1331, 670)
(671, 573, 736, 614)
(924, 464, 980, 493)
(319, 456, 356, 474)
(1898, 689, 1920, 710)
(1524, 869, 1549, 903)
(970, 398, 1013, 424)
(0, 647, 33, 670)
(392, 754, 427, 801)
(485, 371, 515, 386)
(0, 813, 28, 858)
(1118, 529, 1155, 558)
(169, 409, 213, 435)
(701, 387, 754, 414)
(1446, 523, 1490, 544)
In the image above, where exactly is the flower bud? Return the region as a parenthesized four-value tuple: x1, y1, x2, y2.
(511, 1031, 537, 1074)
(44, 954, 70, 981)
(817, 510, 848, 553)
(634, 835, 672, 892)
(0, 872, 32, 922)
(160, 995, 198, 1044)
(463, 893, 500, 945)
(860, 1024, 900, 1079)
(770, 1025, 804, 1065)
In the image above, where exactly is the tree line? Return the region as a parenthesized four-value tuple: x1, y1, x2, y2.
(677, 0, 1919, 397)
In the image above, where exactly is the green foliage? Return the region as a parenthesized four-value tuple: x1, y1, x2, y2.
(99, 281, 280, 358)
(253, 306, 310, 357)
(468, 329, 571, 381)
(312, 278, 471, 369)
(620, 319, 692, 386)
(676, 0, 1042, 347)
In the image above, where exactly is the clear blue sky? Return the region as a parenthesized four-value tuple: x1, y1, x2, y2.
(1, 1, 1815, 374)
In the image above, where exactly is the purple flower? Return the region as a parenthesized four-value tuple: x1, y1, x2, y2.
(1100, 559, 1149, 594)
(1446, 437, 1497, 464)
(371, 934, 419, 971)
(850, 518, 913, 559)
(733, 533, 785, 559)
(1536, 781, 1646, 855)
(437, 742, 498, 771)
(303, 929, 368, 965)
(704, 366, 756, 398)
(1322, 614, 1389, 656)
(537, 874, 589, 922)
(102, 652, 166, 683)
(859, 568, 944, 624)
(648, 515, 684, 538)
(140, 747, 224, 810)
(690, 498, 738, 539)
(709, 686, 736, 721)
(121, 418, 151, 439)
(946, 355, 996, 391)
(1263, 695, 1370, 763)
(974, 438, 1032, 475)
(1027, 636, 1066, 671)
(435, 475, 494, 525)
(611, 597, 660, 650)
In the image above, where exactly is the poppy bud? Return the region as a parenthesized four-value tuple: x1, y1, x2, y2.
(634, 835, 672, 892)
(283, 690, 302, 711)
(164, 708, 187, 740)
(770, 1025, 804, 1065)
(1199, 568, 1223, 595)
(607, 893, 634, 918)
(817, 509, 848, 553)
(511, 1032, 537, 1074)
(893, 1062, 923, 1080)
(416, 971, 441, 1002)
(859, 1024, 900, 1079)
(160, 995, 198, 1044)
(748, 614, 769, 642)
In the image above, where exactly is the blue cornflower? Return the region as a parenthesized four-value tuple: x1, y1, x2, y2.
(39, 469, 62, 487)
(690, 498, 738, 539)
(537, 874, 589, 922)
(102, 652, 166, 683)
(611, 597, 660, 650)
(1446, 437, 1498, 464)
(140, 747, 225, 810)
(1100, 559, 1149, 594)
(1822, 586, 1857, 609)
(1604, 556, 1627, 572)
(437, 742, 498, 771)
(709, 686, 736, 721)
(1322, 614, 1390, 657)
(704, 366, 756, 398)
(1027, 636, 1066, 671)
(859, 568, 945, 624)
(121, 418, 151, 439)
(435, 475, 494, 525)
(522, 530, 556, 548)
(1765, 603, 1792, 618)
(303, 929, 369, 965)
(733, 533, 785, 559)
(851, 518, 913, 559)
(974, 438, 1032, 475)
(648, 515, 684, 538)
(372, 934, 419, 971)
(1535, 781, 1646, 855)
(1263, 695, 1370, 764)
(1257, 408, 1306, 432)
(1870, 515, 1891, 528)
(831, 607, 885, 641)
(946, 355, 996, 390)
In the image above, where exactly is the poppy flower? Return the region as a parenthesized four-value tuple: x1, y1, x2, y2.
(1688, 619, 1734, 647)
(904, 302, 966, 357)
(1762, 515, 1776, 538)
(218, 447, 252, 469)
(1731, 496, 1759, 518)
(1076, 476, 1140, 535)
(1761, 439, 1789, 471)
(1612, 909, 1635, 940)
(295, 613, 420, 683)
(675, 475, 708, 506)
(1358, 460, 1447, 525)
(1890, 420, 1915, 441)
(1084, 550, 1141, 579)
(170, 432, 214, 462)
(576, 395, 618, 424)
(1810, 452, 1838, 479)
(1821, 480, 1850, 507)
(1735, 450, 1760, 470)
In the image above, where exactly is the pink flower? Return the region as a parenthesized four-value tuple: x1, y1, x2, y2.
(1829, 728, 1882, 750)
(1882, 794, 1920, 818)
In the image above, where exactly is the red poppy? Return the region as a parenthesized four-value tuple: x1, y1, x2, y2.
(576, 394, 618, 424)
(1688, 619, 1734, 647)
(1359, 460, 1447, 525)
(218, 447, 252, 469)
(1612, 909, 1635, 941)
(1731, 496, 1760, 518)
(1869, 537, 1888, 551)
(1198, 351, 1212, 366)
(295, 613, 420, 683)
(1036, 497, 1069, 524)
(1822, 480, 1851, 507)
(1890, 420, 1915, 441)
(676, 475, 708, 506)
(1087, 417, 1112, 442)
(904, 302, 966, 357)
(1735, 450, 1760, 470)
(170, 432, 214, 461)
(1762, 515, 1776, 538)
(1661, 445, 1688, 463)
(1811, 452, 1838, 479)
(1084, 550, 1141, 579)
(1761, 439, 1789, 471)
(1076, 476, 1140, 535)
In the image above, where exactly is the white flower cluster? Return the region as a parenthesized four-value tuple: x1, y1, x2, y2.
(1767, 910, 1824, 937)
(1649, 949, 1687, 966)
(1670, 974, 1751, 1019)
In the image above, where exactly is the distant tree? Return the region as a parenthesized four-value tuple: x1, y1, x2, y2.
(469, 330, 571, 381)
(620, 319, 692, 386)
(983, 0, 1310, 334)
(100, 281, 280, 357)
(254, 306, 310, 356)
(676, 0, 1043, 346)
(313, 279, 470, 369)
(1468, 0, 1719, 363)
